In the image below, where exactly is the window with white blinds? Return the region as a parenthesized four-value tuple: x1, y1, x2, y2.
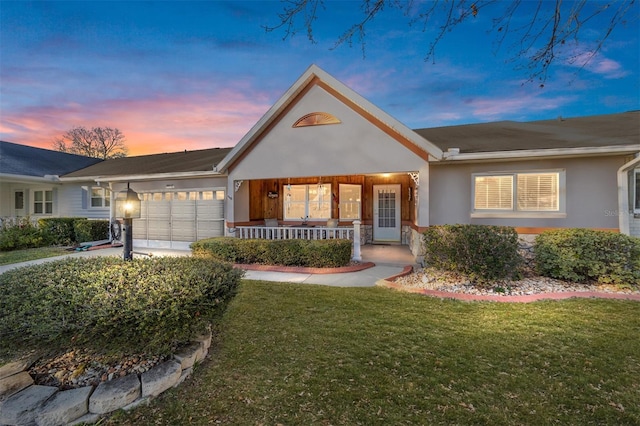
(517, 173, 559, 211)
(474, 176, 513, 210)
(473, 171, 561, 213)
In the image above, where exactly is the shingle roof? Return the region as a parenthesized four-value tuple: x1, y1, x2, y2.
(0, 141, 103, 177)
(63, 147, 233, 178)
(414, 111, 640, 154)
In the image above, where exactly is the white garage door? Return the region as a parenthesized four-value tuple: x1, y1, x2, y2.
(133, 190, 225, 249)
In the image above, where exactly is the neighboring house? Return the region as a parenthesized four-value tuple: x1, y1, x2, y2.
(2, 65, 639, 254)
(0, 141, 104, 220)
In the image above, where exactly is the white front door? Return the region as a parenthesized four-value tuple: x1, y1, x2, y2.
(373, 184, 401, 242)
(14, 190, 25, 217)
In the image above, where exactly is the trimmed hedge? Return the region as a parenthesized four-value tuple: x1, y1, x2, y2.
(73, 219, 109, 243)
(423, 224, 523, 284)
(39, 217, 109, 245)
(0, 217, 48, 251)
(191, 237, 352, 268)
(38, 218, 77, 246)
(534, 229, 640, 286)
(0, 257, 243, 357)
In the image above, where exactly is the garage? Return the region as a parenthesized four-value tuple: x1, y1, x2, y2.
(133, 189, 225, 249)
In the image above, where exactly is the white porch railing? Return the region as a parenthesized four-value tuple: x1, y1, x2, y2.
(235, 226, 353, 240)
(234, 220, 363, 261)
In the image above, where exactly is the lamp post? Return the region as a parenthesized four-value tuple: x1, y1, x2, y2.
(114, 183, 141, 260)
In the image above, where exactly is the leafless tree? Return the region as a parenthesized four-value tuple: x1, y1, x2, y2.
(53, 126, 128, 159)
(265, 0, 636, 85)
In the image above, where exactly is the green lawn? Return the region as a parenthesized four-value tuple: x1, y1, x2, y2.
(0, 247, 69, 266)
(106, 280, 640, 425)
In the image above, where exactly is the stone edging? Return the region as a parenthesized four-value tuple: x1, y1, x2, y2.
(234, 261, 375, 274)
(0, 331, 212, 426)
(377, 279, 640, 303)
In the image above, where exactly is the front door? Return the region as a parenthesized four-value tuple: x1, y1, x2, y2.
(373, 184, 401, 242)
(14, 190, 25, 217)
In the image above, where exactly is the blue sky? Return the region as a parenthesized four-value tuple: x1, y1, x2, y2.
(1, 1, 638, 155)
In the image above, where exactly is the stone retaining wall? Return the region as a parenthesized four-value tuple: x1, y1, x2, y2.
(0, 330, 212, 426)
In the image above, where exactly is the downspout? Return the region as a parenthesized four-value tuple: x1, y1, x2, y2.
(617, 154, 640, 235)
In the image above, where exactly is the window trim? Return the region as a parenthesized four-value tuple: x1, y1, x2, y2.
(90, 187, 111, 209)
(283, 184, 332, 221)
(471, 169, 566, 219)
(32, 189, 53, 216)
(339, 184, 362, 220)
(634, 169, 640, 214)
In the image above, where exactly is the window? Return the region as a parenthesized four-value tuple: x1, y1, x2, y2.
(473, 171, 563, 217)
(33, 190, 53, 215)
(284, 184, 332, 220)
(339, 184, 361, 220)
(635, 169, 640, 213)
(91, 187, 111, 208)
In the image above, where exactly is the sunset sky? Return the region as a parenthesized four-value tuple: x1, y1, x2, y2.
(1, 1, 638, 156)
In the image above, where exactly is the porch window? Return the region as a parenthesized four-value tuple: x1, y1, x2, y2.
(473, 170, 564, 216)
(339, 184, 361, 220)
(33, 190, 53, 215)
(284, 184, 332, 220)
(91, 187, 111, 208)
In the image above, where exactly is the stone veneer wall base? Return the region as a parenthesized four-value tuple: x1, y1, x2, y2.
(0, 329, 212, 426)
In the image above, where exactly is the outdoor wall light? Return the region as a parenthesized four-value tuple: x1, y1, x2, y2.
(114, 183, 141, 260)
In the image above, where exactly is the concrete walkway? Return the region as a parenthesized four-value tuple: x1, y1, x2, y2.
(0, 244, 417, 287)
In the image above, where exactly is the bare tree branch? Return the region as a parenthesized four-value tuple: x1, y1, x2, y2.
(53, 126, 128, 159)
(265, 0, 637, 84)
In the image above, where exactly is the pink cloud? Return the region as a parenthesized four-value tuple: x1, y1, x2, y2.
(568, 51, 630, 79)
(0, 90, 272, 156)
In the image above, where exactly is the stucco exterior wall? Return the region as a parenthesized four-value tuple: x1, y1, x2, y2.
(229, 85, 427, 181)
(429, 155, 627, 230)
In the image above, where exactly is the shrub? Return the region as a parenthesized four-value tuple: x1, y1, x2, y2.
(534, 229, 640, 285)
(191, 237, 352, 268)
(0, 217, 48, 251)
(38, 218, 77, 245)
(73, 219, 109, 243)
(423, 224, 523, 284)
(0, 257, 243, 357)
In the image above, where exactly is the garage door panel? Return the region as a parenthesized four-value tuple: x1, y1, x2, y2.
(135, 191, 224, 246)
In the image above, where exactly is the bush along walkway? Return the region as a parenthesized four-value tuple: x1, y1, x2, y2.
(0, 331, 212, 426)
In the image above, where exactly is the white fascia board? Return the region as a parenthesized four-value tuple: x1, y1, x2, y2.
(60, 170, 224, 184)
(215, 64, 444, 172)
(437, 145, 639, 162)
(0, 173, 61, 183)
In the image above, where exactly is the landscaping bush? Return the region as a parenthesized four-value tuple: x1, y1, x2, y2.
(191, 237, 352, 268)
(423, 224, 523, 284)
(0, 257, 243, 357)
(534, 228, 640, 286)
(73, 219, 109, 243)
(38, 217, 77, 245)
(0, 217, 48, 251)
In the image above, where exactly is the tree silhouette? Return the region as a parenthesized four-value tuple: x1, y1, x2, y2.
(53, 126, 128, 159)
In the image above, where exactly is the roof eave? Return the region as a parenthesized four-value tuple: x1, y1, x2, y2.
(435, 145, 639, 163)
(0, 173, 61, 184)
(60, 170, 225, 183)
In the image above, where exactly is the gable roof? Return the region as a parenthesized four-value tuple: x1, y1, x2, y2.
(62, 147, 233, 181)
(415, 111, 640, 158)
(0, 141, 103, 178)
(215, 64, 444, 172)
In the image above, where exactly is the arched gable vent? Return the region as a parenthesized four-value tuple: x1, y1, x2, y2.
(292, 112, 342, 128)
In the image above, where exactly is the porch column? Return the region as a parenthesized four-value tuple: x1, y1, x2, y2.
(415, 164, 430, 228)
(352, 220, 362, 261)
